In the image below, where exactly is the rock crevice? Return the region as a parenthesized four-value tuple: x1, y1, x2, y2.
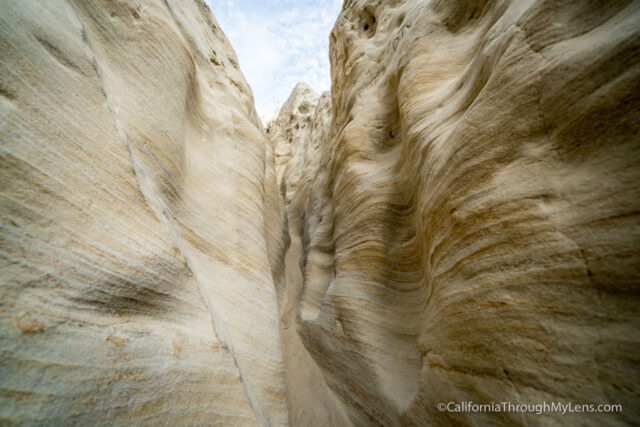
(1, 0, 639, 425)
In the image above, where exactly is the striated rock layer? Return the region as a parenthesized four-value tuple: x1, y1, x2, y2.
(274, 0, 640, 425)
(0, 0, 287, 424)
(3, 0, 640, 425)
(268, 85, 353, 425)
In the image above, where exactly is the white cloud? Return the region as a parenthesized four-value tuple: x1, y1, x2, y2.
(206, 0, 342, 117)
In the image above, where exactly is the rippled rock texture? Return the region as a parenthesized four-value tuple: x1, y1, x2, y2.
(3, 0, 640, 425)
(268, 85, 352, 425)
(276, 0, 640, 425)
(0, 0, 286, 424)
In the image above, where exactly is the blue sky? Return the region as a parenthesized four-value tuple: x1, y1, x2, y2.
(206, 0, 342, 120)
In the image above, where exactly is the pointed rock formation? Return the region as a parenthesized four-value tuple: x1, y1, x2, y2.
(267, 82, 320, 195)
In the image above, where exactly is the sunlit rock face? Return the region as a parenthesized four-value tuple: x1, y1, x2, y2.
(267, 82, 320, 194)
(276, 0, 640, 425)
(0, 0, 287, 424)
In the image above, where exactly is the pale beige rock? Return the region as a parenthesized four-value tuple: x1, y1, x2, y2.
(267, 82, 319, 197)
(0, 0, 286, 424)
(276, 0, 640, 425)
(3, 0, 640, 425)
(267, 86, 352, 426)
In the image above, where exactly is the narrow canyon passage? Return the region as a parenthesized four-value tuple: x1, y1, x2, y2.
(1, 0, 639, 426)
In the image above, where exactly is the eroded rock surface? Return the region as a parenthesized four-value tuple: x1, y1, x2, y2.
(267, 86, 353, 425)
(0, 0, 286, 424)
(2, 0, 640, 425)
(267, 82, 319, 193)
(275, 0, 640, 425)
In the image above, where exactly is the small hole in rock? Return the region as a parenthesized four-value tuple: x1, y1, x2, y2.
(364, 24, 369, 31)
(372, 16, 376, 23)
(389, 130, 395, 138)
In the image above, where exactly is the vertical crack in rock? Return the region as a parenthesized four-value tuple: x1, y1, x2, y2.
(66, 2, 287, 424)
(70, 8, 259, 418)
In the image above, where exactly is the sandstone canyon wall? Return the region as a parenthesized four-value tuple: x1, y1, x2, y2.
(0, 0, 287, 424)
(271, 0, 640, 425)
(2, 0, 640, 426)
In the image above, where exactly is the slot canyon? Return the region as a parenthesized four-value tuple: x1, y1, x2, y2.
(1, 0, 639, 425)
